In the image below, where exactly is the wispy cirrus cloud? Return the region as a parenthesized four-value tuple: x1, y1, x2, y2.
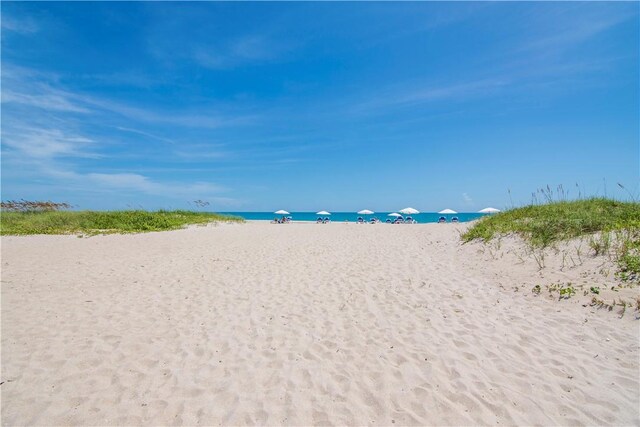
(87, 172, 225, 197)
(77, 70, 168, 89)
(2, 90, 91, 113)
(193, 35, 290, 70)
(2, 134, 234, 206)
(115, 126, 175, 144)
(31, 165, 234, 203)
(174, 148, 227, 160)
(1, 61, 239, 206)
(347, 5, 636, 117)
(2, 63, 259, 129)
(143, 3, 296, 71)
(517, 5, 635, 56)
(351, 78, 510, 114)
(75, 90, 258, 130)
(1, 15, 39, 34)
(2, 127, 100, 159)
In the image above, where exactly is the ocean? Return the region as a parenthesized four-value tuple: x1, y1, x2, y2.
(219, 212, 487, 223)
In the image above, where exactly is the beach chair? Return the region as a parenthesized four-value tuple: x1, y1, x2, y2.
(323, 217, 330, 223)
(357, 217, 365, 224)
(438, 216, 446, 223)
(451, 217, 459, 223)
(386, 218, 392, 223)
(317, 217, 323, 223)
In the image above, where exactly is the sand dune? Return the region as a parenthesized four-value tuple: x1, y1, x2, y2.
(2, 222, 638, 425)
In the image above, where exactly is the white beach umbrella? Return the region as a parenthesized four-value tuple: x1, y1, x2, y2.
(274, 210, 290, 215)
(399, 207, 420, 215)
(388, 212, 402, 217)
(357, 209, 374, 215)
(438, 209, 457, 214)
(479, 207, 501, 214)
(316, 211, 331, 216)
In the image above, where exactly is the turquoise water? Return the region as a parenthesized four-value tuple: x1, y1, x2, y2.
(220, 212, 486, 223)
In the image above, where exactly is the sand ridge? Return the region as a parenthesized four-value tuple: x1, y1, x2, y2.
(2, 222, 639, 425)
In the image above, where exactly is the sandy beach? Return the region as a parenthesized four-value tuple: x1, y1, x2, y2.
(2, 221, 639, 426)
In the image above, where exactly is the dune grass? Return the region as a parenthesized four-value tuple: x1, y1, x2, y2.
(0, 210, 243, 235)
(462, 198, 640, 247)
(462, 198, 640, 280)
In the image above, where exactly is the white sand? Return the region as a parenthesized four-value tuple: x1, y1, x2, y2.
(2, 222, 639, 426)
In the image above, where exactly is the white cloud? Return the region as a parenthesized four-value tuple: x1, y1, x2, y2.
(1, 63, 246, 209)
(1, 16, 39, 34)
(68, 91, 258, 130)
(193, 35, 290, 70)
(172, 142, 227, 160)
(115, 127, 175, 144)
(2, 127, 100, 159)
(86, 173, 226, 199)
(3, 64, 258, 130)
(3, 159, 233, 203)
(519, 8, 632, 56)
(2, 90, 90, 113)
(351, 78, 510, 114)
(174, 151, 226, 160)
(347, 5, 636, 117)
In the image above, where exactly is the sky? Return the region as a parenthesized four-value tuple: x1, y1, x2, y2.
(1, 2, 638, 212)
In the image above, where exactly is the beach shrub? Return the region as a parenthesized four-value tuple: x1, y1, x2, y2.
(0, 209, 243, 235)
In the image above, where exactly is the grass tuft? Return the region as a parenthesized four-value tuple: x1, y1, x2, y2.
(0, 210, 243, 235)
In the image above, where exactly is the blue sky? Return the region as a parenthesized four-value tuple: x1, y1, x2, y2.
(2, 2, 638, 212)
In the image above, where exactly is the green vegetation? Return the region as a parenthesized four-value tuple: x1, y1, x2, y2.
(558, 285, 576, 299)
(462, 198, 640, 282)
(0, 210, 243, 235)
(462, 198, 639, 246)
(617, 250, 640, 281)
